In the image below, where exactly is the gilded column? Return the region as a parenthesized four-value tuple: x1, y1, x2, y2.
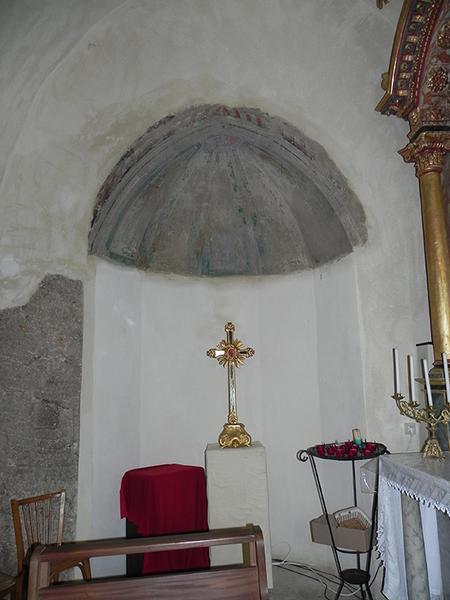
(400, 133, 450, 362)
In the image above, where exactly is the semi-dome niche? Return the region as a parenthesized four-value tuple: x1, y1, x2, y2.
(89, 105, 367, 276)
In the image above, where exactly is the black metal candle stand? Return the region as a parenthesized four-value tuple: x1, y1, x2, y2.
(297, 442, 388, 600)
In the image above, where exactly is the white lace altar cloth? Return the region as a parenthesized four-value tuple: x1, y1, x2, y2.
(377, 453, 450, 600)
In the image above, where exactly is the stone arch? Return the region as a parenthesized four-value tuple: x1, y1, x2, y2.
(89, 105, 367, 276)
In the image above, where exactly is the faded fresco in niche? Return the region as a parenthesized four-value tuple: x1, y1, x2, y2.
(89, 105, 367, 276)
(0, 275, 82, 576)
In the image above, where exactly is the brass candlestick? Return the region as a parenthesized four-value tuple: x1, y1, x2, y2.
(392, 349, 450, 458)
(392, 389, 450, 459)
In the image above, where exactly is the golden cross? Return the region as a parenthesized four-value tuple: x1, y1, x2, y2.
(207, 322, 255, 447)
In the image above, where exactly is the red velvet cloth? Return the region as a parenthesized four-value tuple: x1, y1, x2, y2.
(120, 464, 209, 574)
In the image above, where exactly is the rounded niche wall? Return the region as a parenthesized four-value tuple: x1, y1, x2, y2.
(89, 105, 367, 276)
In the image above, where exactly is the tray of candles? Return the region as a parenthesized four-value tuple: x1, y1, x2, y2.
(306, 440, 387, 461)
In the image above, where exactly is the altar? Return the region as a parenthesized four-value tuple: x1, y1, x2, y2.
(377, 453, 450, 600)
(120, 464, 209, 574)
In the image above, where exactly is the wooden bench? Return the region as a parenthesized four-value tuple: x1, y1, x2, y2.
(27, 525, 269, 599)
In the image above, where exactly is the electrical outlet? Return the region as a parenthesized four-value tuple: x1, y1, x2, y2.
(404, 422, 417, 436)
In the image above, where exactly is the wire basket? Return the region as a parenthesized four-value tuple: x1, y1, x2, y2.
(334, 506, 371, 531)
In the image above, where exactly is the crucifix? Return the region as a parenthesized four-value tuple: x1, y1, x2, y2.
(207, 322, 255, 448)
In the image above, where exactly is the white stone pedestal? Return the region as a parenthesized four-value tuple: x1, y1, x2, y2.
(205, 441, 273, 588)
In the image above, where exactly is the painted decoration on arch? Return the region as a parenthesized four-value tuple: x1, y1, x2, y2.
(89, 105, 367, 276)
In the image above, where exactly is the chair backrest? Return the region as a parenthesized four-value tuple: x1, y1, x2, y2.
(27, 525, 269, 600)
(11, 490, 66, 573)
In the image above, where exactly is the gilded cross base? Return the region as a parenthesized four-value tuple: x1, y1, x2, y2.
(218, 422, 252, 449)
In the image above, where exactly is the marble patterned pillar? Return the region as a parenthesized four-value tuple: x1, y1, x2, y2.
(437, 511, 450, 599)
(401, 494, 430, 600)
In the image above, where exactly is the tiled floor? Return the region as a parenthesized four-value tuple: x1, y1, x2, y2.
(269, 562, 386, 600)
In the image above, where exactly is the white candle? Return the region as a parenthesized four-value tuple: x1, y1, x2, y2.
(407, 355, 416, 404)
(442, 352, 450, 405)
(421, 358, 433, 408)
(393, 348, 400, 395)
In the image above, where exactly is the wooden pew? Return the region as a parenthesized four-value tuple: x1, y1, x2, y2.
(27, 525, 268, 599)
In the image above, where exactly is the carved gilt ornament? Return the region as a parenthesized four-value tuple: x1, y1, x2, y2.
(400, 131, 450, 176)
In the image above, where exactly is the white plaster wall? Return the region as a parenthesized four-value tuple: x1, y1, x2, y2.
(81, 260, 142, 540)
(81, 251, 377, 573)
(78, 259, 143, 575)
(83, 256, 361, 573)
(140, 268, 324, 564)
(0, 0, 124, 182)
(0, 0, 430, 572)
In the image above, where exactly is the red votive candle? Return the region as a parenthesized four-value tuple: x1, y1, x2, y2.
(335, 446, 345, 458)
(327, 445, 336, 456)
(316, 444, 326, 456)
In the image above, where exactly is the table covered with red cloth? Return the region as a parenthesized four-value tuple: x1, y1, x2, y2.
(120, 464, 209, 574)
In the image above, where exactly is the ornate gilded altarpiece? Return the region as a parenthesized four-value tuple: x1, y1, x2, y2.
(377, 0, 450, 353)
(378, 0, 450, 449)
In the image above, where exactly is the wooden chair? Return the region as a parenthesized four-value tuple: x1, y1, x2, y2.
(27, 525, 268, 599)
(0, 572, 16, 599)
(11, 490, 91, 600)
